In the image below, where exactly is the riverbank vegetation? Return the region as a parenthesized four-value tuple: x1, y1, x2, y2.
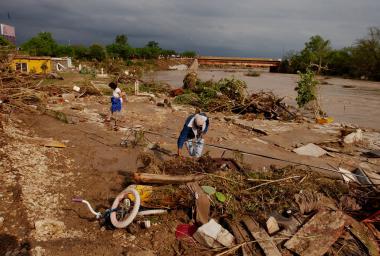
(280, 27, 380, 81)
(2, 32, 196, 61)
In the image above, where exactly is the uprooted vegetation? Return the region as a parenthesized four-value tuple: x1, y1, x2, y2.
(174, 72, 299, 120)
(131, 153, 380, 256)
(137, 153, 378, 221)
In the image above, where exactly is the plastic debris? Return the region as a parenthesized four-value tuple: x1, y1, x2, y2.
(193, 219, 235, 248)
(293, 143, 327, 157)
(344, 129, 363, 144)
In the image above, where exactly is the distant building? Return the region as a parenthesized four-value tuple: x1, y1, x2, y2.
(51, 57, 73, 72)
(11, 56, 52, 74)
(0, 23, 16, 44)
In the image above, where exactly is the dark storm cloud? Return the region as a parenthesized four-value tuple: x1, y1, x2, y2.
(1, 0, 379, 57)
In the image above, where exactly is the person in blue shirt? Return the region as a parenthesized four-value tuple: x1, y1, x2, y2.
(177, 113, 209, 157)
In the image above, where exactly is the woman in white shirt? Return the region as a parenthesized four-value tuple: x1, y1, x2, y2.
(108, 82, 123, 128)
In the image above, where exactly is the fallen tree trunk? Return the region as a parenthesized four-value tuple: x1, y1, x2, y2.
(133, 173, 205, 184)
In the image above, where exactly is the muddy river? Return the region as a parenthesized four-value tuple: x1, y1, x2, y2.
(144, 70, 380, 130)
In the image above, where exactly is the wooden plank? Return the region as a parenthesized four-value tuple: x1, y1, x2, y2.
(133, 173, 205, 184)
(187, 182, 210, 225)
(225, 220, 254, 256)
(284, 210, 345, 256)
(242, 216, 282, 256)
(345, 215, 380, 256)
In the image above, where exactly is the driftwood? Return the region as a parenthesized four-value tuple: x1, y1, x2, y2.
(133, 173, 205, 184)
(284, 210, 346, 256)
(241, 216, 282, 256)
(187, 182, 210, 225)
(225, 220, 255, 256)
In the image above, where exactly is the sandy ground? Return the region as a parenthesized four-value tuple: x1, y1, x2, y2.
(145, 70, 380, 130)
(1, 84, 380, 255)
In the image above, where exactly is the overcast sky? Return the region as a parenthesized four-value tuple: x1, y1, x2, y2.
(1, 0, 379, 58)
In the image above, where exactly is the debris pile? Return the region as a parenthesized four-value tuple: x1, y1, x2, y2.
(113, 154, 380, 255)
(174, 72, 299, 121)
(0, 53, 47, 113)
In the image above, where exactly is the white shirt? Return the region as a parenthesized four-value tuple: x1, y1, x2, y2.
(113, 88, 123, 103)
(113, 88, 121, 98)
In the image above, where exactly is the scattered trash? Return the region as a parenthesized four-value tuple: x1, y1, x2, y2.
(226, 220, 255, 256)
(242, 215, 282, 256)
(345, 214, 380, 256)
(284, 210, 346, 256)
(295, 191, 337, 214)
(73, 186, 167, 229)
(339, 167, 359, 183)
(187, 182, 210, 225)
(316, 116, 334, 124)
(266, 216, 280, 235)
(61, 93, 76, 102)
(73, 86, 81, 92)
(344, 129, 363, 144)
(175, 224, 197, 241)
(293, 143, 328, 157)
(340, 195, 362, 211)
(193, 219, 235, 248)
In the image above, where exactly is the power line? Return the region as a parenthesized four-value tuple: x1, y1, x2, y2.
(142, 129, 380, 182)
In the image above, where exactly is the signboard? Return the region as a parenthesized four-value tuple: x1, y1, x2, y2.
(0, 24, 16, 44)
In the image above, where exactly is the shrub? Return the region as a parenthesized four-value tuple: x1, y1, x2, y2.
(295, 69, 318, 108)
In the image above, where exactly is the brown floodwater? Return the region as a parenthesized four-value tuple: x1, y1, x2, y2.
(144, 70, 380, 130)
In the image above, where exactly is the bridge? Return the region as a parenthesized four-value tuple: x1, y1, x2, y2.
(197, 56, 281, 71)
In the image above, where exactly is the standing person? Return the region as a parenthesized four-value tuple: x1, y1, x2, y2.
(108, 82, 123, 128)
(177, 112, 209, 157)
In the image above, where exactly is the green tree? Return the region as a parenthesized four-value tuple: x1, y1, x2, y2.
(161, 49, 177, 58)
(106, 34, 133, 59)
(72, 45, 89, 60)
(300, 35, 332, 74)
(295, 69, 321, 117)
(180, 51, 196, 58)
(0, 36, 12, 47)
(55, 45, 74, 57)
(115, 34, 128, 45)
(326, 48, 353, 77)
(146, 41, 159, 48)
(21, 32, 58, 56)
(88, 44, 106, 61)
(351, 27, 380, 80)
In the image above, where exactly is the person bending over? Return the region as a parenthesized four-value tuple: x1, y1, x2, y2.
(177, 113, 209, 157)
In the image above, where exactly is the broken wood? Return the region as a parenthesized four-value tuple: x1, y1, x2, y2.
(225, 220, 255, 256)
(187, 182, 210, 225)
(241, 215, 282, 256)
(246, 175, 301, 191)
(345, 215, 380, 256)
(284, 210, 345, 256)
(133, 173, 205, 184)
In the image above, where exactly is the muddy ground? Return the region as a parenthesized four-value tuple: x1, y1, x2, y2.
(1, 74, 380, 255)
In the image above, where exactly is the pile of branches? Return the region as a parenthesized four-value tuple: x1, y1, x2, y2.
(174, 72, 299, 121)
(0, 51, 48, 113)
(135, 154, 380, 255)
